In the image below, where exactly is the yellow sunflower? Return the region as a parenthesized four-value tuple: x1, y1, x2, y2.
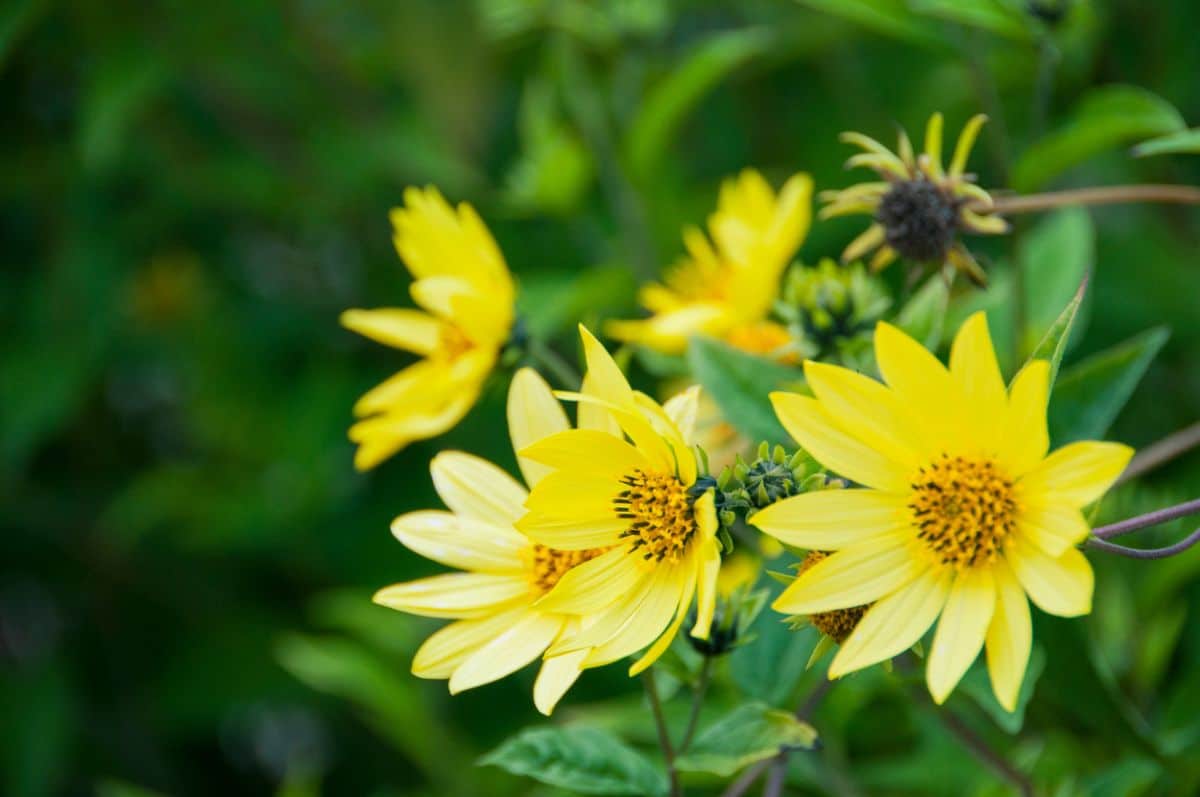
(607, 169, 812, 356)
(373, 368, 600, 715)
(341, 186, 516, 470)
(516, 326, 722, 675)
(750, 312, 1133, 709)
(820, 113, 1008, 285)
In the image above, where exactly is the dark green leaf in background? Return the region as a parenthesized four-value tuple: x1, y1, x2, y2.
(687, 337, 805, 445)
(480, 726, 668, 796)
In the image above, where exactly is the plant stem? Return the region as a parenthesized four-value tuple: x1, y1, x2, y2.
(679, 656, 713, 753)
(927, 702, 1034, 797)
(1116, 421, 1200, 485)
(724, 678, 834, 797)
(526, 338, 581, 389)
(642, 669, 681, 797)
(974, 184, 1200, 215)
(1091, 498, 1200, 539)
(761, 761, 787, 797)
(1085, 529, 1200, 560)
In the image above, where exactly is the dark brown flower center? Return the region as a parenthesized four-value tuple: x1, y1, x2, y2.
(876, 178, 961, 262)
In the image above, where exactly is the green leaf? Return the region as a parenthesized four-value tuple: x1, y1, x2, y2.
(1012, 85, 1185, 191)
(675, 702, 818, 777)
(480, 726, 668, 796)
(730, 580, 817, 705)
(792, 0, 946, 48)
(910, 0, 1031, 40)
(687, 337, 805, 445)
(1048, 327, 1169, 444)
(1022, 272, 1089, 389)
(626, 28, 772, 180)
(895, 276, 950, 349)
(1019, 208, 1094, 357)
(957, 647, 1046, 734)
(0, 0, 46, 69)
(1132, 127, 1200, 157)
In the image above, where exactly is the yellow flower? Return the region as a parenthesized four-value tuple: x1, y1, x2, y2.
(517, 326, 722, 675)
(373, 368, 598, 715)
(607, 170, 812, 355)
(820, 113, 1008, 285)
(341, 187, 516, 470)
(750, 312, 1133, 709)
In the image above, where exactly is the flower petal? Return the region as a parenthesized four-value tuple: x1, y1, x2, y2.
(534, 647, 589, 716)
(927, 567, 996, 704)
(341, 308, 441, 354)
(631, 555, 700, 676)
(1001, 360, 1050, 477)
(770, 392, 911, 493)
(520, 429, 647, 480)
(985, 559, 1031, 712)
(750, 488, 908, 550)
(584, 570, 686, 668)
(411, 608, 529, 678)
(374, 573, 531, 619)
(691, 533, 721, 640)
(536, 549, 645, 615)
(449, 610, 562, 694)
(949, 312, 1007, 454)
(1016, 502, 1090, 557)
(508, 368, 570, 487)
(873, 321, 966, 450)
(772, 534, 926, 615)
(431, 452, 527, 525)
(1007, 539, 1093, 617)
(1019, 441, 1134, 508)
(391, 510, 527, 572)
(829, 568, 952, 678)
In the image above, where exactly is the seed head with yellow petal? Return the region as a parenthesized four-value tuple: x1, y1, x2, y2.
(750, 312, 1133, 709)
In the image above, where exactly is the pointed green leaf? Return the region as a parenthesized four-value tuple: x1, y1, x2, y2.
(792, 0, 946, 48)
(895, 276, 950, 349)
(675, 702, 818, 777)
(480, 726, 668, 796)
(1132, 127, 1200, 157)
(1019, 208, 1094, 358)
(687, 337, 805, 445)
(1021, 272, 1089, 389)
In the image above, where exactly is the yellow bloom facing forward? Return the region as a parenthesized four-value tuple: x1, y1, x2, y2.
(751, 312, 1133, 709)
(341, 187, 516, 470)
(373, 369, 596, 715)
(517, 326, 722, 675)
(821, 113, 1007, 285)
(607, 170, 812, 355)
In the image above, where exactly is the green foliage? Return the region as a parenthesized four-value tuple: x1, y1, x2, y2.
(1023, 273, 1088, 389)
(1133, 127, 1200, 157)
(1019, 208, 1094, 358)
(675, 702, 818, 777)
(687, 337, 804, 444)
(481, 726, 668, 796)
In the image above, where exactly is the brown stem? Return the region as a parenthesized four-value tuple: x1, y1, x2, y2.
(973, 184, 1200, 215)
(1116, 421, 1200, 485)
(927, 702, 1034, 797)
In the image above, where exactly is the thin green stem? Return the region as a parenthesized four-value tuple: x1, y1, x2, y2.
(526, 338, 581, 390)
(1117, 421, 1200, 485)
(642, 669, 682, 797)
(679, 656, 714, 753)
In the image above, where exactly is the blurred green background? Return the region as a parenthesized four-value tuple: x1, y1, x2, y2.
(3, 0, 1199, 795)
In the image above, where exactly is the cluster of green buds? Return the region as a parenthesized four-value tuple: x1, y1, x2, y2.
(779, 259, 890, 364)
(717, 443, 825, 520)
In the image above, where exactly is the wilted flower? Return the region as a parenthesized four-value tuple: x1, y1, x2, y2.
(341, 187, 516, 469)
(820, 113, 1008, 285)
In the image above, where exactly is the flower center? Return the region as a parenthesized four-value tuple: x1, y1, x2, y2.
(529, 545, 605, 593)
(437, 324, 474, 360)
(725, 322, 797, 362)
(613, 469, 698, 564)
(908, 454, 1017, 569)
(876, 178, 961, 262)
(798, 551, 869, 643)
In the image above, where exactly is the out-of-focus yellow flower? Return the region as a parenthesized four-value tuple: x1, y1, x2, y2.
(517, 327, 722, 676)
(373, 369, 599, 715)
(752, 312, 1132, 709)
(341, 187, 516, 470)
(607, 170, 812, 355)
(821, 113, 1007, 285)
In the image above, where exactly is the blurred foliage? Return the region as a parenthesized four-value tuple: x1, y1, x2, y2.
(2, 0, 1199, 795)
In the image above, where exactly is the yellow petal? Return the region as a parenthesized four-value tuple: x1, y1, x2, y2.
(390, 510, 527, 572)
(829, 568, 952, 678)
(1001, 360, 1050, 477)
(534, 647, 589, 715)
(520, 429, 647, 479)
(985, 559, 1031, 712)
(577, 370, 624, 436)
(691, 533, 721, 640)
(409, 274, 476, 322)
(536, 549, 645, 615)
(949, 312, 1007, 454)
(584, 570, 686, 668)
(869, 246, 898, 273)
(373, 573, 531, 619)
(508, 368, 570, 487)
(842, 223, 886, 262)
(605, 304, 731, 355)
(1006, 539, 1093, 617)
(923, 112, 944, 177)
(662, 386, 701, 444)
(340, 308, 442, 354)
(578, 324, 636, 410)
(1018, 441, 1134, 508)
(1016, 502, 1090, 557)
(411, 608, 529, 678)
(552, 575, 656, 654)
(350, 389, 480, 470)
(948, 114, 987, 178)
(770, 392, 910, 493)
(771, 534, 926, 615)
(352, 359, 443, 418)
(874, 321, 965, 449)
(926, 567, 996, 704)
(750, 488, 908, 550)
(631, 555, 700, 675)
(449, 610, 561, 694)
(431, 452, 527, 525)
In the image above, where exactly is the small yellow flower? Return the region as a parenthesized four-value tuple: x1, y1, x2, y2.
(751, 312, 1133, 709)
(341, 187, 516, 470)
(517, 326, 723, 675)
(821, 113, 1008, 285)
(607, 170, 812, 355)
(373, 368, 601, 715)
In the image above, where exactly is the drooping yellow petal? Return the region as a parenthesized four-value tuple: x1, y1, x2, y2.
(605, 304, 731, 355)
(1006, 539, 1094, 617)
(829, 568, 952, 678)
(631, 554, 700, 675)
(411, 607, 530, 678)
(584, 570, 687, 668)
(373, 573, 531, 619)
(1001, 360, 1050, 477)
(691, 507, 721, 640)
(1018, 441, 1134, 508)
(431, 452, 527, 526)
(534, 647, 589, 716)
(449, 611, 562, 694)
(923, 112, 945, 177)
(390, 510, 527, 573)
(750, 488, 908, 550)
(536, 549, 646, 615)
(352, 359, 445, 418)
(552, 574, 656, 655)
(1016, 502, 1090, 557)
(841, 223, 886, 262)
(948, 114, 987, 178)
(985, 559, 1031, 712)
(507, 368, 570, 487)
(772, 534, 926, 615)
(340, 308, 442, 354)
(770, 392, 911, 493)
(949, 311, 1007, 454)
(350, 388, 481, 470)
(926, 567, 996, 704)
